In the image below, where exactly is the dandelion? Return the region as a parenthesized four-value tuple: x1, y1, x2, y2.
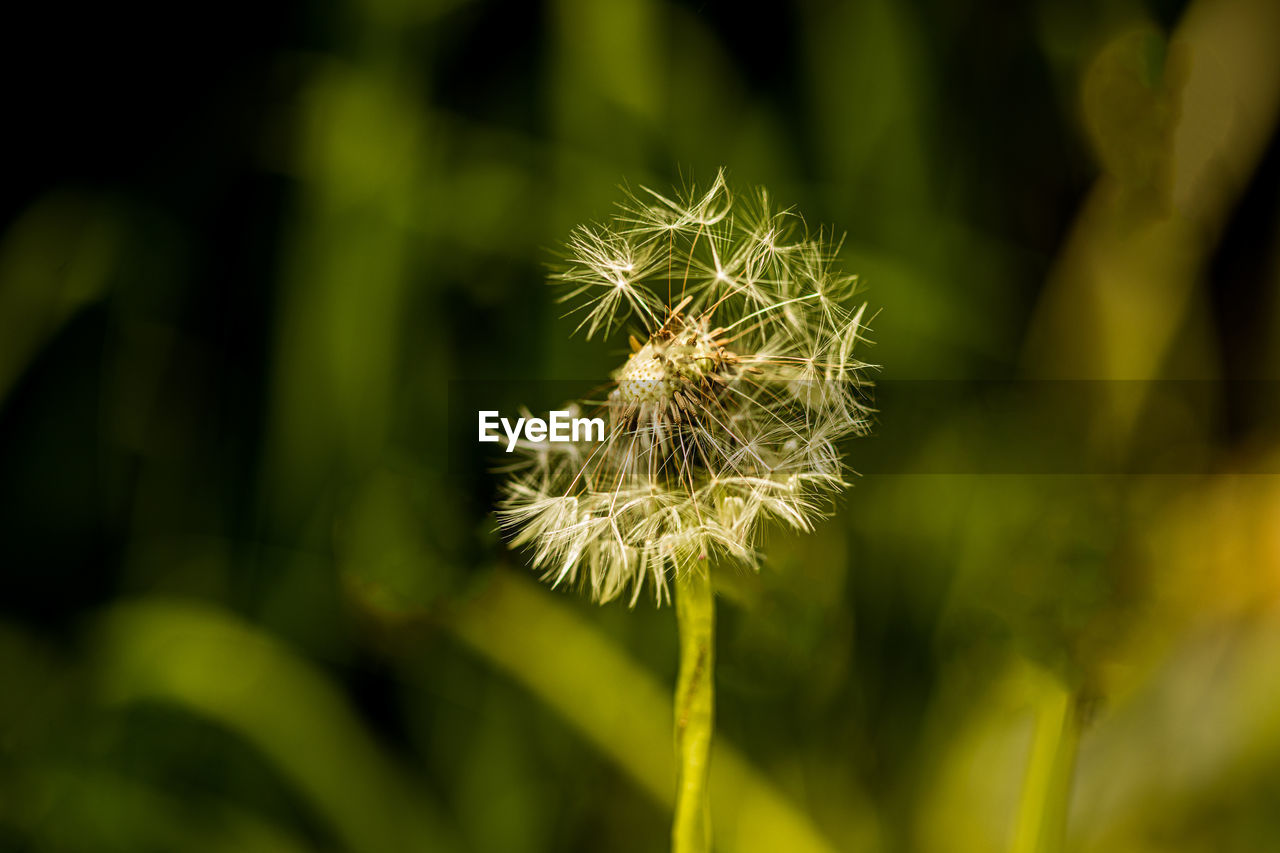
(497, 170, 872, 853)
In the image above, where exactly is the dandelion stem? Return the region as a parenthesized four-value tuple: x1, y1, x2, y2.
(1011, 680, 1080, 853)
(672, 565, 715, 853)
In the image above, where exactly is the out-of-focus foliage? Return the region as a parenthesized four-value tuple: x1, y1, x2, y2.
(2, 0, 1279, 851)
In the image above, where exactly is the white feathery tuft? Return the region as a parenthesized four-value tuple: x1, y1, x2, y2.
(499, 170, 874, 605)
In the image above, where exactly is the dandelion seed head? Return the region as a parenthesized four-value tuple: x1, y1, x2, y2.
(498, 170, 874, 605)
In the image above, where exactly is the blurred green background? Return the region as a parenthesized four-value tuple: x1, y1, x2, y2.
(3, 0, 1280, 851)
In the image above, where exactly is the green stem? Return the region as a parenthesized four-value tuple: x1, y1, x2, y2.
(673, 566, 715, 853)
(1011, 681, 1080, 853)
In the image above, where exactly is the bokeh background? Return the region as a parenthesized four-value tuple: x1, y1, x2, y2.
(3, 0, 1280, 851)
